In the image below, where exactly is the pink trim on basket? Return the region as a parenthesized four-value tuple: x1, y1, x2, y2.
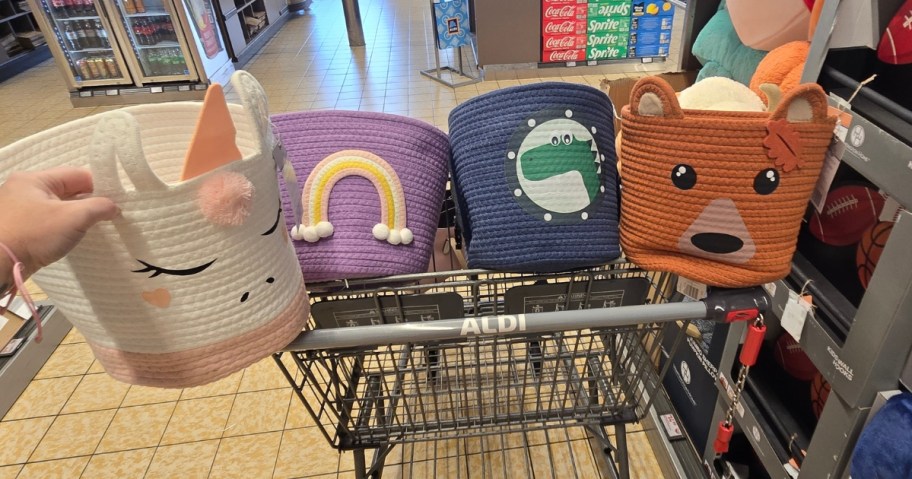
(87, 284, 309, 388)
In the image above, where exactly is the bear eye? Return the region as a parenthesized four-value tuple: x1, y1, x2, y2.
(671, 164, 696, 190)
(753, 169, 779, 195)
(550, 135, 560, 146)
(562, 133, 572, 145)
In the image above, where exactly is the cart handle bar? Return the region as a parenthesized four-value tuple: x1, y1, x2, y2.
(281, 287, 770, 352)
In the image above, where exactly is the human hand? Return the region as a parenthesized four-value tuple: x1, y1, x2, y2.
(0, 167, 119, 279)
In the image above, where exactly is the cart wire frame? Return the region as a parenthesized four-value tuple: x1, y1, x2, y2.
(275, 263, 770, 479)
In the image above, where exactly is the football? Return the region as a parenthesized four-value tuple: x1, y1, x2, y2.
(808, 185, 885, 247)
(878, 0, 912, 65)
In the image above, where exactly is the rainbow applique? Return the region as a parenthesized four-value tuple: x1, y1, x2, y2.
(292, 149, 413, 245)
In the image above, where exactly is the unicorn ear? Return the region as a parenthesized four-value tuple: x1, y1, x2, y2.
(180, 84, 243, 181)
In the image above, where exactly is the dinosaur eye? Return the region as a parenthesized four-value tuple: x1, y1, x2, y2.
(550, 135, 560, 146)
(671, 164, 696, 190)
(753, 169, 779, 195)
(562, 134, 572, 145)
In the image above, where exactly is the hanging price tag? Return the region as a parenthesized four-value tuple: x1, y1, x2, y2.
(811, 139, 844, 213)
(781, 291, 811, 341)
(676, 276, 707, 300)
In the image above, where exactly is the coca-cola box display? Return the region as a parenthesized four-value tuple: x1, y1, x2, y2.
(542, 48, 587, 63)
(542, 19, 588, 37)
(542, 3, 587, 21)
(543, 34, 587, 51)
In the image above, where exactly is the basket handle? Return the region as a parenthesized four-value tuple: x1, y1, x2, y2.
(768, 84, 830, 122)
(230, 70, 275, 153)
(89, 110, 168, 195)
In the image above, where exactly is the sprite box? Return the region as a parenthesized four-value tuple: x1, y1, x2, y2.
(587, 44, 628, 61)
(587, 32, 629, 48)
(587, 1, 632, 18)
(587, 16, 631, 34)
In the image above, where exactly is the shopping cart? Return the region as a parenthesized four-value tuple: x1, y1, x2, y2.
(275, 263, 770, 479)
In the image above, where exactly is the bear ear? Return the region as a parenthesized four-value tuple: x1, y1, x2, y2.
(628, 76, 683, 119)
(770, 83, 829, 122)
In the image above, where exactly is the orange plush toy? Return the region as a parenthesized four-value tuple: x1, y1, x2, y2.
(619, 76, 836, 287)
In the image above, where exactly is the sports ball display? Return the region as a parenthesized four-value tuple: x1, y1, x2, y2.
(857, 221, 895, 289)
(877, 0, 912, 65)
(811, 372, 831, 418)
(773, 334, 817, 381)
(808, 185, 885, 246)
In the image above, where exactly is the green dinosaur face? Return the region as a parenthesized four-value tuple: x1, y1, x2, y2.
(520, 133, 600, 202)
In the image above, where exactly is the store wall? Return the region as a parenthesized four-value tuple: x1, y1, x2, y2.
(474, 0, 540, 65)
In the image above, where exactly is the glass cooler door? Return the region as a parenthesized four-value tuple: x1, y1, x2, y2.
(104, 0, 197, 85)
(27, 0, 133, 88)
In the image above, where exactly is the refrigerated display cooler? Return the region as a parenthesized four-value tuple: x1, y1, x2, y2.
(27, 0, 233, 105)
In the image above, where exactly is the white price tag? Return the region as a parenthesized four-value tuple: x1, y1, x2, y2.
(811, 140, 843, 213)
(783, 462, 800, 478)
(676, 277, 707, 300)
(659, 413, 684, 439)
(762, 282, 777, 298)
(781, 291, 811, 341)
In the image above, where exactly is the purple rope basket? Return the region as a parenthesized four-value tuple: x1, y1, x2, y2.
(272, 110, 450, 283)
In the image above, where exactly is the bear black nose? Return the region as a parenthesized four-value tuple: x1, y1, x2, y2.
(691, 233, 743, 254)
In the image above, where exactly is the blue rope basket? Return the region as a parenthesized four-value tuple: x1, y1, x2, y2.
(448, 82, 620, 272)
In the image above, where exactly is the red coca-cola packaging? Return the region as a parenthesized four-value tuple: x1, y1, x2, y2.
(541, 3, 587, 21)
(542, 34, 587, 51)
(541, 48, 586, 63)
(542, 19, 587, 36)
(542, 0, 586, 4)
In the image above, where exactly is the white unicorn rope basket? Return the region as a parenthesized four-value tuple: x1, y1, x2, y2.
(0, 71, 309, 388)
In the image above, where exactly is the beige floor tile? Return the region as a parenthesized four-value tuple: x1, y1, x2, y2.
(159, 396, 234, 446)
(80, 448, 155, 479)
(3, 376, 81, 420)
(60, 373, 130, 414)
(273, 428, 353, 478)
(145, 439, 219, 479)
(87, 359, 107, 374)
(210, 431, 282, 479)
(34, 343, 96, 379)
(17, 456, 90, 478)
(96, 402, 175, 453)
(29, 409, 115, 461)
(180, 370, 243, 400)
(120, 384, 183, 407)
(238, 357, 293, 393)
(284, 393, 316, 429)
(0, 465, 22, 479)
(224, 389, 292, 437)
(59, 327, 85, 344)
(0, 417, 54, 466)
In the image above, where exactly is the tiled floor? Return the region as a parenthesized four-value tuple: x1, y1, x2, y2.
(0, 0, 678, 476)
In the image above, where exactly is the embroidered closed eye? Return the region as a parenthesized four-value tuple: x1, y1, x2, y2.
(262, 208, 281, 236)
(131, 259, 216, 278)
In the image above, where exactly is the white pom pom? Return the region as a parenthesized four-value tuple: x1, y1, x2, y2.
(399, 228, 413, 245)
(290, 225, 304, 241)
(315, 221, 334, 238)
(388, 229, 402, 245)
(301, 226, 320, 243)
(373, 223, 390, 241)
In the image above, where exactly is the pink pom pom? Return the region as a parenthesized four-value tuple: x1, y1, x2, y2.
(198, 172, 255, 226)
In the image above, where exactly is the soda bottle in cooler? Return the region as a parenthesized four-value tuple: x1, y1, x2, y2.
(96, 20, 109, 48)
(132, 20, 146, 45)
(64, 21, 81, 50)
(83, 0, 96, 15)
(83, 20, 99, 48)
(74, 20, 88, 47)
(104, 56, 119, 77)
(134, 0, 145, 13)
(173, 48, 186, 74)
(52, 0, 68, 18)
(76, 58, 92, 79)
(85, 56, 102, 78)
(123, 0, 136, 15)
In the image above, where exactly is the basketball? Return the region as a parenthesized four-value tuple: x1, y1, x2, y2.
(811, 372, 831, 418)
(809, 185, 885, 246)
(773, 334, 817, 381)
(856, 221, 894, 289)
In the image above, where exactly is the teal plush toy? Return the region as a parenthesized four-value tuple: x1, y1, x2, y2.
(692, 1, 768, 86)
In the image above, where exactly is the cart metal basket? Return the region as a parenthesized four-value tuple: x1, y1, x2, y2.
(276, 263, 770, 479)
